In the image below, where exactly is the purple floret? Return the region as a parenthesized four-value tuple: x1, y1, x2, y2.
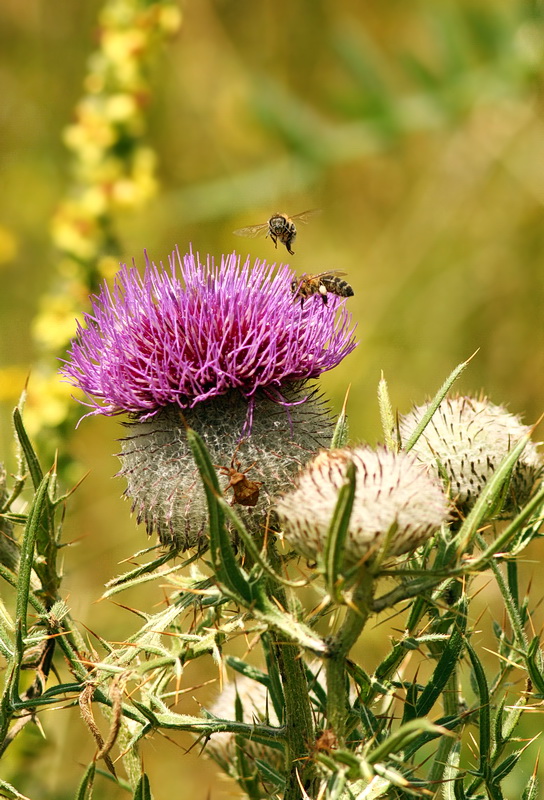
(60, 247, 357, 419)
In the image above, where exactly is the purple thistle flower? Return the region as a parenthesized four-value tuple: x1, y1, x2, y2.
(61, 247, 357, 421)
(61, 247, 357, 550)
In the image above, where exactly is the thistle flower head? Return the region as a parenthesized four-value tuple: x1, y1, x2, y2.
(60, 246, 356, 550)
(399, 395, 542, 514)
(276, 446, 449, 564)
(60, 247, 356, 419)
(120, 387, 336, 550)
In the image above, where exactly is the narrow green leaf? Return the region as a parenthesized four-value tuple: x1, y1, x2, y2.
(521, 766, 539, 800)
(401, 679, 418, 725)
(526, 636, 544, 696)
(322, 461, 356, 602)
(254, 758, 286, 790)
(0, 778, 33, 800)
(492, 751, 522, 784)
(186, 428, 253, 604)
(465, 640, 491, 784)
(377, 373, 397, 451)
(133, 773, 152, 800)
(366, 719, 450, 764)
(415, 626, 464, 717)
(443, 740, 464, 800)
(225, 656, 269, 686)
(456, 434, 540, 555)
(218, 496, 306, 588)
(16, 473, 51, 638)
(402, 354, 476, 452)
(74, 763, 95, 800)
(467, 481, 544, 573)
(13, 408, 43, 490)
(331, 386, 351, 449)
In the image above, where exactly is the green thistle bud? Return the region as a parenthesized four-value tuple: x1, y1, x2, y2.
(119, 388, 334, 550)
(275, 447, 449, 563)
(399, 395, 542, 515)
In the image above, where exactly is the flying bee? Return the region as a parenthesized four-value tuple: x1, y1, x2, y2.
(233, 210, 320, 255)
(291, 270, 354, 306)
(215, 446, 263, 507)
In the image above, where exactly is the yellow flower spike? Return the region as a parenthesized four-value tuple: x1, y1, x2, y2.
(23, 375, 81, 435)
(104, 93, 138, 122)
(158, 4, 182, 33)
(101, 30, 146, 66)
(32, 295, 85, 352)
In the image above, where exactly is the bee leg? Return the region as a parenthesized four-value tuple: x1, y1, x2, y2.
(285, 238, 295, 255)
(270, 232, 278, 249)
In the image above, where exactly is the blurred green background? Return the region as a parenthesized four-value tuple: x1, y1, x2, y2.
(1, 0, 544, 797)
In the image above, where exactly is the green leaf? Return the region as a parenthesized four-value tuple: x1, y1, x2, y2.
(331, 387, 351, 449)
(521, 766, 539, 800)
(400, 679, 418, 725)
(377, 373, 397, 451)
(322, 460, 356, 602)
(492, 751, 523, 784)
(415, 626, 465, 717)
(74, 763, 95, 800)
(366, 719, 451, 764)
(217, 496, 306, 588)
(465, 640, 491, 787)
(254, 635, 285, 725)
(16, 472, 51, 638)
(402, 353, 476, 452)
(133, 774, 152, 800)
(13, 408, 43, 490)
(526, 636, 544, 697)
(186, 428, 253, 605)
(443, 740, 464, 800)
(0, 778, 33, 800)
(467, 481, 544, 573)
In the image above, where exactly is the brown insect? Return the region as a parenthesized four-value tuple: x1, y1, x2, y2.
(233, 210, 320, 255)
(314, 729, 338, 753)
(216, 448, 263, 507)
(291, 270, 354, 306)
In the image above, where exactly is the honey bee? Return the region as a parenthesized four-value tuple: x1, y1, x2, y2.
(291, 271, 354, 306)
(216, 446, 263, 507)
(233, 210, 320, 255)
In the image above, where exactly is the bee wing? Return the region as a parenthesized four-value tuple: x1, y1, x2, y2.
(232, 222, 270, 239)
(289, 209, 322, 225)
(312, 270, 348, 279)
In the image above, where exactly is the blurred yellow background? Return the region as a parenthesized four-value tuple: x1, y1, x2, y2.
(1, 0, 544, 797)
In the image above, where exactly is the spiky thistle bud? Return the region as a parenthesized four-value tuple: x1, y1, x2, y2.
(61, 248, 357, 549)
(275, 447, 449, 564)
(399, 395, 542, 515)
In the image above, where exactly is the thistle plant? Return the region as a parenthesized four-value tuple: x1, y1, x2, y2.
(1, 254, 544, 800)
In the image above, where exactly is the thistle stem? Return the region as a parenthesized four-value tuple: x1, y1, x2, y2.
(267, 543, 316, 800)
(326, 570, 374, 745)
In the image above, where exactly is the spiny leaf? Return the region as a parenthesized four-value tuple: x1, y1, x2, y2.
(186, 428, 253, 605)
